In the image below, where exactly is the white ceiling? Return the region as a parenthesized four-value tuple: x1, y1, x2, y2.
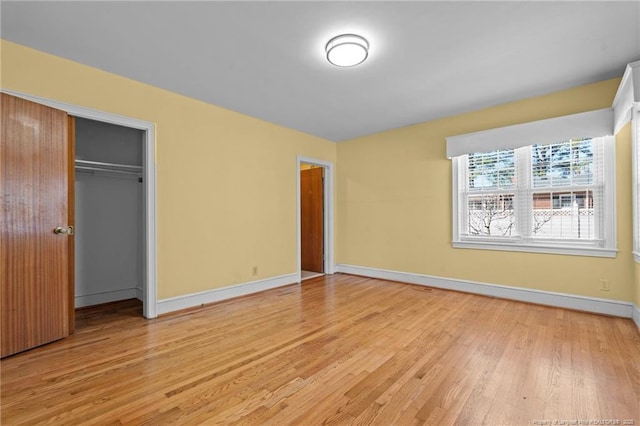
(2, 1, 639, 142)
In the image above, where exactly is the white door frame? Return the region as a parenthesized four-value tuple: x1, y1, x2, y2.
(2, 89, 158, 319)
(296, 155, 335, 282)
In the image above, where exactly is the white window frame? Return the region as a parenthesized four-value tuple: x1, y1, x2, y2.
(449, 110, 617, 258)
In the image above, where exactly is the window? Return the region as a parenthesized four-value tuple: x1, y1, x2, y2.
(448, 109, 616, 257)
(530, 139, 598, 241)
(465, 149, 516, 237)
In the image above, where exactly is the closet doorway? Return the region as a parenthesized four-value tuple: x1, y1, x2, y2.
(1, 89, 157, 320)
(74, 118, 144, 312)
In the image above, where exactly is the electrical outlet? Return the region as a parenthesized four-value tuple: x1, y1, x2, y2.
(599, 279, 610, 291)
(252, 266, 258, 276)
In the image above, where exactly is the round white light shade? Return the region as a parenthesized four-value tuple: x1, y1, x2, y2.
(325, 34, 369, 67)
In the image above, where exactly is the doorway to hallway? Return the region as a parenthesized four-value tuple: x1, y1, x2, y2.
(296, 156, 334, 282)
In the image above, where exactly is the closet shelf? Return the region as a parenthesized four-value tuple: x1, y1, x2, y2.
(75, 159, 142, 175)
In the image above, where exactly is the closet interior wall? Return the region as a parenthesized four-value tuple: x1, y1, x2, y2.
(74, 117, 144, 308)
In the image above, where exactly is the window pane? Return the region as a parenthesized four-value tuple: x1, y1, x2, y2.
(467, 194, 515, 236)
(468, 149, 515, 191)
(532, 139, 593, 188)
(532, 190, 594, 239)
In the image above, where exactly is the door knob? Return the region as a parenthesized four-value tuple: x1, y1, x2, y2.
(53, 226, 74, 235)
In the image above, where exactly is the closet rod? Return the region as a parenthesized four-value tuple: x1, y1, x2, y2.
(75, 159, 142, 173)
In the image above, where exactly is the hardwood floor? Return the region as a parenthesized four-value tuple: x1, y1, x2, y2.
(2, 274, 639, 425)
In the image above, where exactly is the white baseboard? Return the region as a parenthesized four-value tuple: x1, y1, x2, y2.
(633, 304, 640, 329)
(75, 288, 139, 308)
(157, 273, 298, 315)
(336, 264, 635, 319)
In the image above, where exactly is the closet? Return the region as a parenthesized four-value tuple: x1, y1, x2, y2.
(74, 117, 144, 308)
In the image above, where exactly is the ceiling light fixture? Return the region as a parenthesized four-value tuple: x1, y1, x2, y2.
(325, 34, 369, 67)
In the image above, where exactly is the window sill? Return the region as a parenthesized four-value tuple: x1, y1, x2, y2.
(452, 240, 617, 258)
(634, 251, 640, 263)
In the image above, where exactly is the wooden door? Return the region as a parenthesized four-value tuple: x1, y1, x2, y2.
(301, 167, 324, 273)
(1, 93, 71, 358)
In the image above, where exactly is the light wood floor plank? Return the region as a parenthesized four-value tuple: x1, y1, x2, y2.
(2, 274, 639, 425)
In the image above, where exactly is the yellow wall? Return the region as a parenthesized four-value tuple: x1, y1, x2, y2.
(615, 122, 635, 300)
(300, 163, 322, 170)
(636, 263, 640, 308)
(2, 39, 638, 306)
(338, 78, 635, 302)
(1, 40, 337, 299)
(636, 264, 640, 309)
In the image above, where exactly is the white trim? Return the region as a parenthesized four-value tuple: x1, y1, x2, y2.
(296, 156, 335, 282)
(632, 106, 640, 262)
(612, 60, 640, 134)
(75, 288, 139, 308)
(446, 108, 613, 158)
(451, 241, 617, 258)
(1, 88, 159, 319)
(451, 157, 460, 247)
(602, 135, 617, 251)
(633, 304, 640, 330)
(335, 264, 635, 318)
(156, 273, 297, 315)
